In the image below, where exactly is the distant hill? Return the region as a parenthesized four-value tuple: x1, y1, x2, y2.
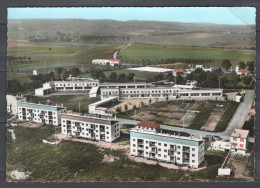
(8, 19, 255, 40)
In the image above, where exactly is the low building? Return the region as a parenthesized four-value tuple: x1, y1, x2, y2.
(210, 140, 231, 152)
(127, 66, 172, 73)
(235, 65, 251, 76)
(230, 129, 249, 155)
(35, 82, 55, 96)
(101, 86, 223, 100)
(61, 113, 120, 142)
(235, 93, 243, 102)
(130, 121, 205, 168)
(6, 95, 26, 115)
(33, 68, 39, 75)
(35, 79, 99, 96)
(88, 96, 118, 117)
(17, 102, 67, 126)
(172, 69, 184, 77)
(92, 59, 120, 66)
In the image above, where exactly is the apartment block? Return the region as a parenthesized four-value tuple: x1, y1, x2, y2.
(61, 113, 120, 142)
(7, 95, 26, 115)
(130, 121, 205, 168)
(17, 102, 67, 126)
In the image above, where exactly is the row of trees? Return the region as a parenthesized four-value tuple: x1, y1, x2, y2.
(221, 59, 255, 72)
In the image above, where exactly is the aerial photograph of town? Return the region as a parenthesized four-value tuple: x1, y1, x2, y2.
(6, 7, 255, 182)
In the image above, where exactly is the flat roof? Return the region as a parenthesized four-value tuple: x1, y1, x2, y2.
(61, 113, 118, 125)
(18, 102, 67, 112)
(127, 66, 172, 73)
(130, 129, 204, 147)
(231, 129, 249, 138)
(100, 82, 147, 86)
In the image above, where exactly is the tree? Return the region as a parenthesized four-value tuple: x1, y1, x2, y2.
(8, 80, 23, 95)
(127, 73, 135, 81)
(246, 61, 255, 72)
(69, 67, 81, 76)
(221, 59, 232, 71)
(242, 76, 252, 86)
(124, 104, 128, 111)
(116, 106, 122, 113)
(109, 72, 117, 80)
(118, 73, 126, 81)
(238, 61, 246, 70)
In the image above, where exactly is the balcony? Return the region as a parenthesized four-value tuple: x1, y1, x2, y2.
(168, 151, 175, 156)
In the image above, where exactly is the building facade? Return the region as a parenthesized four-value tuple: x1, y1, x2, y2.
(35, 79, 99, 96)
(230, 129, 249, 155)
(130, 121, 205, 168)
(101, 86, 223, 100)
(17, 102, 67, 126)
(61, 114, 120, 142)
(6, 95, 26, 115)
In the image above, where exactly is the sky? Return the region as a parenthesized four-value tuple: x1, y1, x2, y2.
(8, 7, 255, 25)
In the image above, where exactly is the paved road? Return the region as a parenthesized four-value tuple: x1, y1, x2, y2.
(113, 40, 134, 59)
(118, 90, 255, 141)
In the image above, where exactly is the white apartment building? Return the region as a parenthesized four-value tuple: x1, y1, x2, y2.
(6, 95, 26, 115)
(17, 102, 67, 126)
(101, 86, 223, 100)
(130, 121, 205, 168)
(230, 129, 249, 155)
(92, 59, 120, 66)
(61, 113, 120, 142)
(35, 79, 99, 96)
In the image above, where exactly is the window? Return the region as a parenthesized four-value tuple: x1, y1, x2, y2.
(177, 157, 180, 160)
(164, 149, 167, 152)
(158, 143, 161, 146)
(192, 148, 195, 151)
(233, 137, 237, 141)
(146, 152, 148, 154)
(164, 144, 167, 147)
(240, 138, 244, 142)
(158, 154, 161, 157)
(133, 149, 136, 152)
(192, 160, 195, 163)
(192, 154, 195, 157)
(146, 146, 148, 149)
(240, 144, 244, 147)
(177, 152, 180, 154)
(164, 155, 167, 158)
(146, 141, 148, 143)
(177, 146, 181, 149)
(158, 149, 161, 151)
(133, 144, 136, 147)
(106, 132, 109, 134)
(133, 139, 136, 141)
(232, 143, 237, 147)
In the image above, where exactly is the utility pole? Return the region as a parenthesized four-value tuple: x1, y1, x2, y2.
(218, 79, 221, 89)
(79, 102, 81, 114)
(134, 110, 136, 125)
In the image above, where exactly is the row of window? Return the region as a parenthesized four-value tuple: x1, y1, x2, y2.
(233, 138, 244, 142)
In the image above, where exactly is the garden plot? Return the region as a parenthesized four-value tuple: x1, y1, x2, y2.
(200, 106, 226, 131)
(176, 111, 198, 128)
(130, 111, 155, 121)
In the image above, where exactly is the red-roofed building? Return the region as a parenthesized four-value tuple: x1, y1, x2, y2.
(173, 69, 185, 77)
(230, 129, 249, 155)
(235, 65, 251, 76)
(33, 68, 39, 75)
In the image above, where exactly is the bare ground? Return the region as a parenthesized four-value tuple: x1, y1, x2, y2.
(200, 107, 226, 131)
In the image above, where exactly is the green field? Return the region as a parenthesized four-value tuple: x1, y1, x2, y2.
(78, 69, 160, 81)
(7, 73, 31, 83)
(8, 44, 123, 70)
(119, 43, 255, 67)
(7, 126, 232, 181)
(30, 96, 100, 113)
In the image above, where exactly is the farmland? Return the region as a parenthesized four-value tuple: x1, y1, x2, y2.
(8, 43, 123, 71)
(118, 43, 255, 67)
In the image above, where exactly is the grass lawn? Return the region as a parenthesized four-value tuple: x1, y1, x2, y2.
(29, 96, 100, 113)
(7, 126, 234, 182)
(77, 69, 160, 81)
(8, 44, 122, 71)
(7, 73, 32, 84)
(119, 43, 255, 67)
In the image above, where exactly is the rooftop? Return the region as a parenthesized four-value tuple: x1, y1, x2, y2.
(174, 69, 184, 73)
(237, 69, 250, 73)
(137, 121, 160, 128)
(108, 59, 120, 61)
(231, 129, 249, 138)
